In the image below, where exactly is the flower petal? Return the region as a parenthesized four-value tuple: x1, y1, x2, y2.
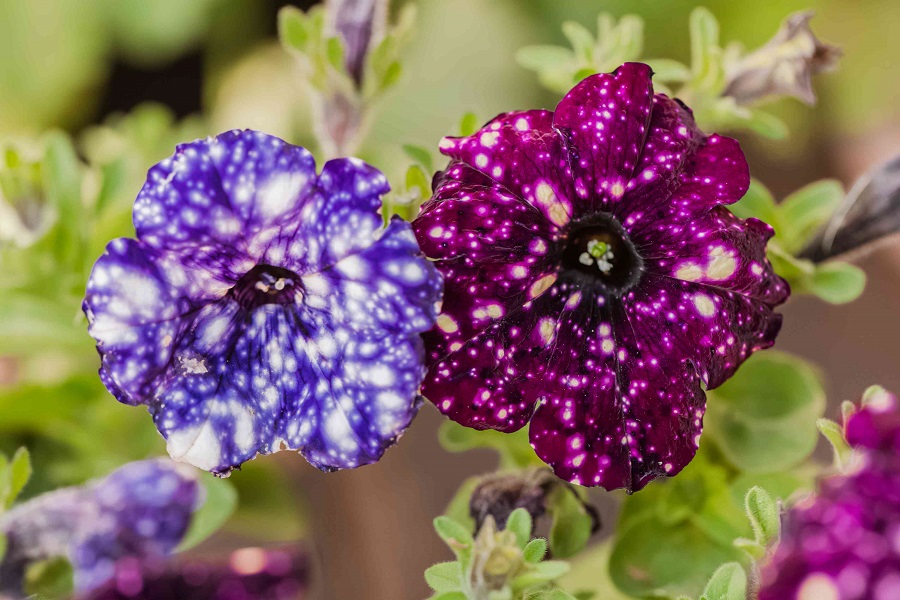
(526, 288, 705, 491)
(134, 130, 318, 279)
(284, 157, 389, 272)
(552, 63, 654, 214)
(641, 207, 790, 306)
(414, 163, 560, 364)
(437, 111, 577, 226)
(151, 222, 437, 474)
(422, 283, 573, 434)
(83, 239, 187, 405)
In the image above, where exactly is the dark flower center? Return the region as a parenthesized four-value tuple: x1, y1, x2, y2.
(230, 264, 303, 310)
(560, 213, 643, 294)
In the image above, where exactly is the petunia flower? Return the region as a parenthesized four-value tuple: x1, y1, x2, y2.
(0, 459, 201, 594)
(412, 63, 788, 491)
(83, 130, 441, 475)
(758, 390, 900, 600)
(79, 546, 308, 600)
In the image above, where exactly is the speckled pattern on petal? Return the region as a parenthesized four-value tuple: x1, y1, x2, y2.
(413, 63, 788, 492)
(758, 392, 900, 600)
(84, 130, 442, 475)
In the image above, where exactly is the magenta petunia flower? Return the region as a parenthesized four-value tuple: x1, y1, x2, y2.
(83, 130, 441, 475)
(80, 547, 308, 600)
(758, 391, 900, 600)
(412, 63, 788, 491)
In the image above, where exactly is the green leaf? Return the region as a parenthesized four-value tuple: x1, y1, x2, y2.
(326, 36, 345, 72)
(434, 515, 474, 549)
(516, 45, 576, 73)
(24, 557, 74, 598)
(505, 508, 533, 549)
(807, 262, 866, 304)
(817, 418, 853, 469)
(5, 447, 32, 508)
(429, 592, 468, 600)
(705, 351, 826, 473)
(524, 589, 580, 600)
(405, 164, 431, 202)
(561, 21, 595, 62)
(458, 112, 480, 137)
(778, 180, 844, 253)
(523, 538, 548, 563)
(742, 109, 789, 140)
(744, 487, 780, 547)
(548, 486, 593, 558)
(689, 7, 722, 91)
(610, 516, 744, 598)
(699, 562, 747, 600)
(402, 144, 434, 173)
(645, 59, 691, 82)
(442, 476, 479, 531)
(0, 533, 6, 562)
(732, 537, 766, 560)
(381, 61, 403, 90)
(278, 7, 309, 52)
(512, 560, 571, 590)
(729, 179, 779, 226)
(438, 421, 541, 469)
(176, 474, 238, 552)
(424, 561, 463, 592)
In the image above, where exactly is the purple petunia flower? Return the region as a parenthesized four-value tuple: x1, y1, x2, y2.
(758, 391, 900, 600)
(412, 63, 788, 491)
(0, 459, 201, 594)
(83, 130, 442, 475)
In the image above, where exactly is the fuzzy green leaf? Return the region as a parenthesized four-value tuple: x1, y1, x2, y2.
(645, 59, 691, 82)
(505, 508, 533, 549)
(5, 447, 32, 509)
(705, 351, 826, 473)
(807, 261, 866, 304)
(516, 45, 576, 73)
(700, 562, 747, 600)
(524, 589, 580, 600)
(778, 179, 844, 253)
(512, 560, 571, 590)
(425, 561, 463, 592)
(429, 592, 467, 600)
(523, 538, 548, 563)
(817, 417, 853, 469)
(744, 487, 780, 546)
(458, 112, 480, 137)
(402, 144, 434, 173)
(561, 21, 594, 62)
(278, 7, 309, 52)
(434, 515, 474, 549)
(176, 475, 238, 552)
(548, 487, 593, 559)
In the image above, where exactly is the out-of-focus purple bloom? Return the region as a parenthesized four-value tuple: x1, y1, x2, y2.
(758, 391, 900, 600)
(0, 459, 201, 594)
(412, 63, 788, 492)
(83, 130, 442, 475)
(78, 547, 308, 600)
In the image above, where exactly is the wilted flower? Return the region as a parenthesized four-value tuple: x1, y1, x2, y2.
(79, 546, 308, 600)
(723, 11, 841, 106)
(0, 459, 201, 594)
(758, 390, 900, 600)
(413, 63, 788, 491)
(83, 130, 441, 475)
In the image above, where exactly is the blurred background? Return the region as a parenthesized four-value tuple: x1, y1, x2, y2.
(2, 0, 900, 598)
